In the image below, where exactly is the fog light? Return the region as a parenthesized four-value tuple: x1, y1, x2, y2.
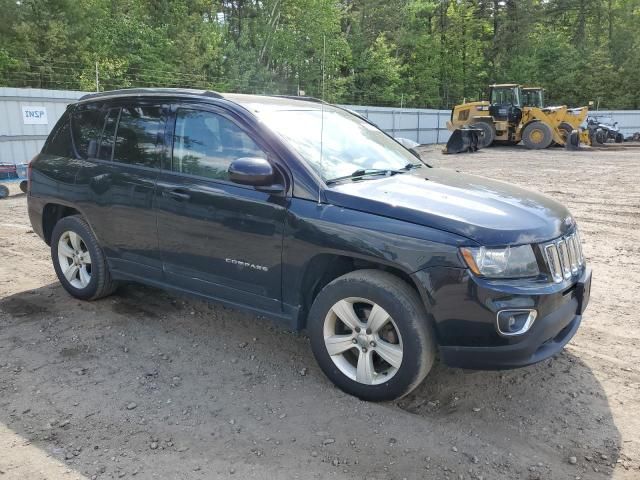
(496, 309, 537, 336)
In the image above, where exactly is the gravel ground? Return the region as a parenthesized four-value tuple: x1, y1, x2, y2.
(0, 144, 639, 479)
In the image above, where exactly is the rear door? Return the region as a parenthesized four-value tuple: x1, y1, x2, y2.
(154, 104, 288, 313)
(74, 100, 168, 280)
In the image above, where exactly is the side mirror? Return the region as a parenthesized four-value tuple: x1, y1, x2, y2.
(228, 157, 277, 187)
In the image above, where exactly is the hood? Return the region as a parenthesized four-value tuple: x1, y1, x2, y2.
(324, 168, 574, 246)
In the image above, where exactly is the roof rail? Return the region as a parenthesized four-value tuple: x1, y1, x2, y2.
(271, 95, 327, 104)
(78, 88, 223, 101)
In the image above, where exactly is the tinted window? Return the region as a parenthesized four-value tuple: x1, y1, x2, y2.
(44, 112, 73, 157)
(172, 109, 266, 181)
(98, 108, 120, 161)
(113, 105, 164, 168)
(71, 104, 103, 159)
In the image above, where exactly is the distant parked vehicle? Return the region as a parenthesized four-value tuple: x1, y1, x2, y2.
(0, 163, 28, 198)
(27, 88, 591, 401)
(588, 116, 624, 144)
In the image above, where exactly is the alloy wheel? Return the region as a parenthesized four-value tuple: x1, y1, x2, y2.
(323, 297, 403, 385)
(57, 231, 92, 289)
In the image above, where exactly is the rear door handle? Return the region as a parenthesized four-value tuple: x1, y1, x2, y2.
(163, 189, 191, 201)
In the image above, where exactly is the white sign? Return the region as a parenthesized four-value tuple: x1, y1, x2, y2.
(22, 106, 48, 125)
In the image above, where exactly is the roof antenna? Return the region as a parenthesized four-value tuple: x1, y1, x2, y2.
(318, 34, 326, 206)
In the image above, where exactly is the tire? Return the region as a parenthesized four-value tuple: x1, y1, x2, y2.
(308, 269, 436, 402)
(470, 121, 496, 148)
(522, 121, 553, 149)
(557, 122, 574, 145)
(19, 180, 28, 193)
(615, 133, 624, 144)
(51, 215, 117, 301)
(593, 130, 607, 145)
(0, 184, 8, 199)
(565, 131, 580, 150)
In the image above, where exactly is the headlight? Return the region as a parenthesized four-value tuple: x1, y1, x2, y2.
(460, 245, 539, 278)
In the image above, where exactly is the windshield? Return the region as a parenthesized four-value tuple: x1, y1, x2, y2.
(490, 87, 521, 107)
(523, 89, 544, 108)
(257, 107, 422, 182)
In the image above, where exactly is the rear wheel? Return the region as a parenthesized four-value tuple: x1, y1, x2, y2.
(615, 133, 624, 143)
(0, 185, 8, 199)
(19, 180, 28, 193)
(308, 270, 435, 402)
(470, 121, 496, 148)
(522, 121, 553, 149)
(51, 215, 117, 300)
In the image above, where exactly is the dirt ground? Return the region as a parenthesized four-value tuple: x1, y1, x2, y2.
(1, 144, 639, 480)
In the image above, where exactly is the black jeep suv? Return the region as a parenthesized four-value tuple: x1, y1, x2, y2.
(27, 88, 591, 401)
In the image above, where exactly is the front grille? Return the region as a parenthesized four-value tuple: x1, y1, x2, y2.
(543, 230, 585, 283)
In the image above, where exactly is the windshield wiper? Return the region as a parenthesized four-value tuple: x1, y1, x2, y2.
(401, 162, 423, 171)
(326, 168, 407, 185)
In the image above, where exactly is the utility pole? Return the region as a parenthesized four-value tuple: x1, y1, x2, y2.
(95, 62, 100, 92)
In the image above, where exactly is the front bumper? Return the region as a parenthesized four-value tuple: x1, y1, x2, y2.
(413, 266, 591, 370)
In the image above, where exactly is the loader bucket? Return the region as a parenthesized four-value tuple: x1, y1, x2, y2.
(443, 128, 482, 154)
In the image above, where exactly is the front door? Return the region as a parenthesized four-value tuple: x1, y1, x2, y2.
(154, 105, 287, 313)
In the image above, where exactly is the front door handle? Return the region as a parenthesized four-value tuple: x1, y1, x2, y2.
(163, 189, 191, 201)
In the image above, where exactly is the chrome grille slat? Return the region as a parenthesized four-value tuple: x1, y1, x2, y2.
(567, 234, 579, 274)
(543, 229, 585, 283)
(575, 230, 584, 265)
(557, 240, 572, 279)
(544, 244, 563, 283)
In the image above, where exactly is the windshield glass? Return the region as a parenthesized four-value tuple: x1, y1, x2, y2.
(523, 90, 543, 108)
(257, 108, 421, 182)
(491, 87, 521, 106)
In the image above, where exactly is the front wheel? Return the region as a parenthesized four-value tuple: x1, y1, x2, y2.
(522, 121, 553, 149)
(470, 121, 496, 148)
(308, 270, 435, 402)
(51, 215, 117, 301)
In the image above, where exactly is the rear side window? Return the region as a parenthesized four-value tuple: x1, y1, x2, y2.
(172, 108, 266, 181)
(71, 104, 104, 159)
(98, 108, 120, 161)
(113, 105, 164, 168)
(43, 112, 73, 157)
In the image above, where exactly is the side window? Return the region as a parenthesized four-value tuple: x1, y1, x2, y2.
(44, 112, 73, 157)
(98, 107, 120, 161)
(172, 108, 266, 181)
(71, 104, 104, 159)
(113, 105, 164, 168)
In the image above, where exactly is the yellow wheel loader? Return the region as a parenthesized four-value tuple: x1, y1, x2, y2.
(446, 84, 572, 152)
(522, 87, 591, 146)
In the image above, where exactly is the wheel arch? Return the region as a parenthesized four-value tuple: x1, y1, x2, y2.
(297, 253, 429, 330)
(42, 203, 82, 245)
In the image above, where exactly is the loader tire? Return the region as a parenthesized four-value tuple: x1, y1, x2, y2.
(470, 121, 495, 148)
(558, 122, 574, 145)
(522, 121, 553, 149)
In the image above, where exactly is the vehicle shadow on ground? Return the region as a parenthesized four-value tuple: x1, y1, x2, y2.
(0, 282, 622, 479)
(399, 351, 622, 477)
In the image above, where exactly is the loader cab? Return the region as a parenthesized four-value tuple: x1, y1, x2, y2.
(488, 84, 523, 125)
(522, 87, 545, 108)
